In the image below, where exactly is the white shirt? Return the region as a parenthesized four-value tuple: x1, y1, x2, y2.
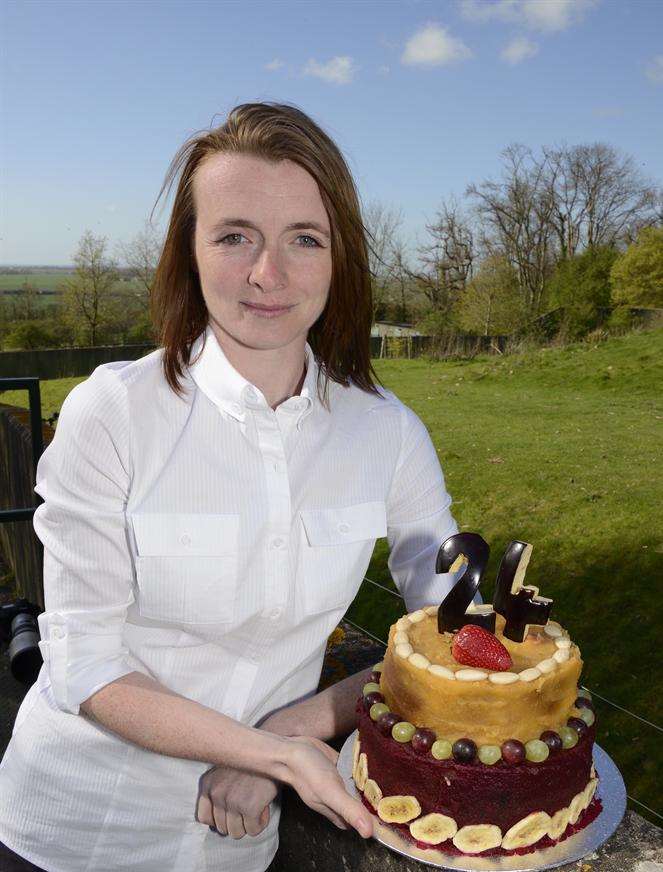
(0, 324, 458, 872)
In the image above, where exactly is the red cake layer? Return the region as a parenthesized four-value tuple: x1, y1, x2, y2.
(356, 699, 596, 833)
(360, 794, 603, 857)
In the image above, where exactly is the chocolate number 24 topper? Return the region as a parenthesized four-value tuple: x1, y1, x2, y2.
(435, 533, 553, 642)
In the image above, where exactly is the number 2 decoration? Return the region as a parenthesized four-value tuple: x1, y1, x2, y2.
(435, 533, 554, 642)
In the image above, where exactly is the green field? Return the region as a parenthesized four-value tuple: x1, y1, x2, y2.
(2, 328, 662, 822)
(0, 272, 71, 292)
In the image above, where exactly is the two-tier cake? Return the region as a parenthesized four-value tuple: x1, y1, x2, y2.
(352, 533, 600, 856)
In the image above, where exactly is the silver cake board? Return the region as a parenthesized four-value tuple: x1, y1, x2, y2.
(338, 729, 626, 872)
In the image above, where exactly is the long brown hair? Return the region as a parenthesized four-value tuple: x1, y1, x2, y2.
(150, 102, 383, 406)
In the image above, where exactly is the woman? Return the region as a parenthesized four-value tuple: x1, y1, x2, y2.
(0, 102, 458, 872)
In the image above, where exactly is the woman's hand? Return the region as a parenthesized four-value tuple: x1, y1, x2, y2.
(279, 735, 373, 839)
(196, 765, 279, 839)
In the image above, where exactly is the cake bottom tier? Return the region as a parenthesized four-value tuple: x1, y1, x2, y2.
(355, 701, 599, 855)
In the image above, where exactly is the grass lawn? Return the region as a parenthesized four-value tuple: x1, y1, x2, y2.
(2, 328, 661, 823)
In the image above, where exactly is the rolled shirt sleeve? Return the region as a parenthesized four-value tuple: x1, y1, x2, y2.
(34, 366, 146, 715)
(386, 402, 461, 613)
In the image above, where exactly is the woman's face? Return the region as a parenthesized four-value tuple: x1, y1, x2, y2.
(193, 153, 332, 354)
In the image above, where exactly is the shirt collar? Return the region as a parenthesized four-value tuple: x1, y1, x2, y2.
(187, 324, 318, 427)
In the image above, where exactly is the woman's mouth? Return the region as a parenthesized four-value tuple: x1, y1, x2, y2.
(241, 302, 294, 318)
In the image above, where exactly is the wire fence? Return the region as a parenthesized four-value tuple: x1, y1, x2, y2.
(349, 574, 663, 824)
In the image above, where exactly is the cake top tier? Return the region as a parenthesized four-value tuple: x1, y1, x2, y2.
(381, 608, 583, 744)
(391, 608, 577, 683)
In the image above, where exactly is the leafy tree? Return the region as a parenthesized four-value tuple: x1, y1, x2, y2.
(547, 245, 619, 336)
(61, 230, 119, 345)
(455, 255, 525, 335)
(3, 321, 58, 350)
(610, 227, 663, 307)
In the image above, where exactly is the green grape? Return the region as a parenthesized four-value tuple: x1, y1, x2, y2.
(478, 745, 502, 765)
(525, 739, 550, 763)
(431, 739, 453, 760)
(362, 682, 381, 696)
(577, 688, 592, 701)
(370, 703, 389, 722)
(559, 726, 579, 749)
(579, 708, 595, 727)
(392, 722, 416, 743)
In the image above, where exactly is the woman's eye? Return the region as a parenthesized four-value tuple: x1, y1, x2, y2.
(298, 235, 321, 248)
(219, 233, 245, 245)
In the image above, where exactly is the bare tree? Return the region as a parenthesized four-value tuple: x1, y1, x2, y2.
(363, 200, 403, 318)
(541, 143, 658, 257)
(117, 220, 163, 312)
(467, 145, 556, 316)
(410, 198, 476, 317)
(62, 231, 119, 345)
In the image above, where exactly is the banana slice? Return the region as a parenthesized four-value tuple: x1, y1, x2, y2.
(547, 806, 571, 841)
(410, 813, 457, 845)
(355, 753, 369, 791)
(363, 779, 383, 810)
(452, 824, 502, 854)
(501, 811, 552, 850)
(582, 777, 599, 809)
(352, 736, 361, 780)
(377, 795, 421, 824)
(568, 791, 585, 825)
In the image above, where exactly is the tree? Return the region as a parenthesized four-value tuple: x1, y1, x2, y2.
(117, 220, 163, 313)
(408, 199, 476, 324)
(455, 255, 525, 335)
(3, 321, 58, 350)
(9, 280, 40, 321)
(467, 145, 556, 317)
(363, 200, 403, 319)
(549, 246, 618, 309)
(62, 231, 120, 345)
(541, 144, 658, 257)
(610, 227, 663, 307)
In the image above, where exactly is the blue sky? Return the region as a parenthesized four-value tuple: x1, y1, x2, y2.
(2, 0, 662, 265)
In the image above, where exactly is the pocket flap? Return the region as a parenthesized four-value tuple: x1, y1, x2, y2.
(130, 513, 239, 556)
(300, 501, 387, 547)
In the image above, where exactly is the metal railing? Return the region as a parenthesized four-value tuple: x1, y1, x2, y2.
(0, 377, 44, 524)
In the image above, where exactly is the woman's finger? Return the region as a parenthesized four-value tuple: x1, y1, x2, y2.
(226, 809, 247, 840)
(243, 806, 271, 837)
(195, 791, 213, 826)
(211, 804, 228, 837)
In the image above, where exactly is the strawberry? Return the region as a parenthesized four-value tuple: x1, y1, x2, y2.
(451, 624, 513, 671)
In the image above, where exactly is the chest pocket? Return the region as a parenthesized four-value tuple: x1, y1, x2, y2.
(299, 501, 387, 615)
(130, 513, 239, 625)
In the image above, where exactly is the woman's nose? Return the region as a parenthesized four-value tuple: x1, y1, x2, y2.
(248, 246, 287, 292)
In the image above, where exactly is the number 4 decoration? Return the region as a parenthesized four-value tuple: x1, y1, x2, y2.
(434, 533, 553, 642)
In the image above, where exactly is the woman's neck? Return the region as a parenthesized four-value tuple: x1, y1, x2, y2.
(209, 320, 308, 411)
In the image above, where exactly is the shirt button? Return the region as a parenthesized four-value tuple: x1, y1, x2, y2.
(52, 627, 65, 639)
(270, 537, 285, 549)
(338, 522, 350, 534)
(180, 534, 191, 546)
(269, 607, 283, 620)
(244, 387, 258, 403)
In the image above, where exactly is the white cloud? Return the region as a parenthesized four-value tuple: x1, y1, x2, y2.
(646, 54, 663, 84)
(377, 64, 390, 75)
(265, 58, 284, 71)
(303, 56, 356, 85)
(401, 23, 472, 67)
(460, 0, 599, 33)
(501, 36, 538, 64)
